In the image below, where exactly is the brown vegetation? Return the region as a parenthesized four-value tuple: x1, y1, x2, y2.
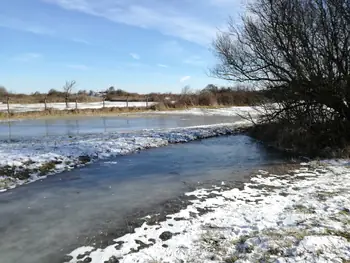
(0, 84, 101, 104)
(0, 83, 263, 111)
(1, 93, 101, 104)
(151, 85, 264, 110)
(0, 79, 265, 120)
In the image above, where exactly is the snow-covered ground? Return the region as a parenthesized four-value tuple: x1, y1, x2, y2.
(0, 122, 249, 191)
(0, 101, 156, 113)
(66, 161, 350, 263)
(151, 106, 260, 117)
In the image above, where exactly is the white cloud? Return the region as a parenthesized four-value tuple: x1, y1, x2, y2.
(12, 53, 43, 62)
(180, 76, 191, 83)
(42, 0, 222, 45)
(130, 53, 140, 60)
(157, 64, 168, 68)
(67, 64, 89, 70)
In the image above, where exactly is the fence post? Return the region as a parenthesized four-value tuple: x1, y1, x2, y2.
(146, 97, 148, 108)
(75, 97, 78, 110)
(6, 96, 10, 115)
(65, 96, 69, 109)
(103, 97, 106, 108)
(44, 97, 48, 111)
(126, 97, 129, 109)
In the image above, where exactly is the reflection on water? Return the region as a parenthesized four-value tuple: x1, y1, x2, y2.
(7, 121, 12, 141)
(0, 115, 240, 139)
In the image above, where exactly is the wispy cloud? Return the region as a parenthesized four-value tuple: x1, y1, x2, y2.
(180, 76, 191, 83)
(0, 15, 92, 46)
(12, 53, 43, 62)
(157, 64, 168, 68)
(0, 15, 55, 36)
(67, 64, 89, 70)
(43, 0, 220, 45)
(130, 53, 140, 60)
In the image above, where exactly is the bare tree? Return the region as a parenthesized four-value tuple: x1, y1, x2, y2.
(181, 85, 192, 95)
(107, 86, 115, 94)
(178, 85, 196, 106)
(63, 80, 76, 108)
(212, 0, 350, 128)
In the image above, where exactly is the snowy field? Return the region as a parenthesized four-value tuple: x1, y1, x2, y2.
(0, 122, 249, 191)
(0, 101, 155, 113)
(66, 161, 350, 263)
(151, 106, 260, 117)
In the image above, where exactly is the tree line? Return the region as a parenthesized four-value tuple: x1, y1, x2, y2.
(0, 81, 264, 106)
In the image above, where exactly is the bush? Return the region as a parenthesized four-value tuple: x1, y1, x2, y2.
(249, 121, 350, 158)
(150, 101, 168, 111)
(198, 92, 218, 106)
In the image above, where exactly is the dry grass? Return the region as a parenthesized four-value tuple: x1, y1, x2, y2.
(1, 94, 101, 104)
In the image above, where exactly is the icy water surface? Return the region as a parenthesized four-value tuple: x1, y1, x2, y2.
(0, 135, 288, 263)
(0, 114, 239, 139)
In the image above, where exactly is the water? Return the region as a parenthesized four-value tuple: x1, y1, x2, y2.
(0, 135, 287, 263)
(0, 115, 239, 139)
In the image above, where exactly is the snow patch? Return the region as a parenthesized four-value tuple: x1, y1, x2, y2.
(0, 101, 156, 113)
(151, 106, 260, 117)
(66, 162, 350, 263)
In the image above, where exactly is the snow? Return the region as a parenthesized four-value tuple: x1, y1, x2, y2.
(151, 106, 260, 117)
(0, 101, 156, 113)
(0, 122, 250, 191)
(66, 162, 350, 263)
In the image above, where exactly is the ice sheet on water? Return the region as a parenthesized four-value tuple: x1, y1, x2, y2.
(0, 122, 250, 191)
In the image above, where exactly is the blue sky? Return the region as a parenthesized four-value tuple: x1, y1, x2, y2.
(0, 0, 246, 94)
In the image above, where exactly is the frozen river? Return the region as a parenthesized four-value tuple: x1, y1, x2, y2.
(0, 135, 287, 263)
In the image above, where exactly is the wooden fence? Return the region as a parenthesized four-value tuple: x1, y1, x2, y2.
(0, 96, 153, 114)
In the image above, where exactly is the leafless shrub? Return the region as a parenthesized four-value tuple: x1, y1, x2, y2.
(63, 80, 76, 108)
(198, 91, 218, 106)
